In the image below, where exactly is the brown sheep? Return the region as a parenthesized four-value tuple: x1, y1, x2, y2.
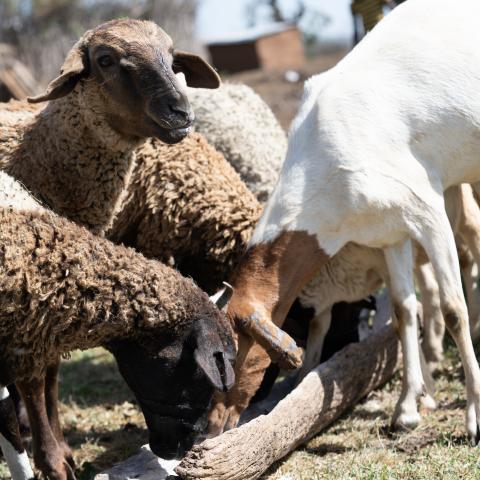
(0, 206, 235, 478)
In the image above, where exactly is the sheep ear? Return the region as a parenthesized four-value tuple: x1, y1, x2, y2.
(28, 39, 88, 103)
(192, 318, 235, 392)
(194, 349, 235, 392)
(173, 50, 221, 89)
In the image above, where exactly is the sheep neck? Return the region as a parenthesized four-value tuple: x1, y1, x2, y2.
(6, 92, 141, 235)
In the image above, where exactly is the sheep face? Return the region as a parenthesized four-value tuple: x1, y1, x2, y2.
(29, 19, 220, 145)
(107, 314, 235, 460)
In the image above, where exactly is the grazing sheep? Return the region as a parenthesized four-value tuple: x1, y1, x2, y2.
(222, 0, 480, 445)
(0, 205, 236, 479)
(186, 83, 287, 202)
(0, 18, 222, 477)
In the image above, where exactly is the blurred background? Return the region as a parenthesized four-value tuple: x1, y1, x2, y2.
(0, 0, 351, 82)
(1, 0, 398, 129)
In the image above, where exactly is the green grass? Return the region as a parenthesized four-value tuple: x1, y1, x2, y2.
(0, 343, 479, 479)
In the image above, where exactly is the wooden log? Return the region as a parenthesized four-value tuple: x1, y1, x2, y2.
(176, 324, 401, 480)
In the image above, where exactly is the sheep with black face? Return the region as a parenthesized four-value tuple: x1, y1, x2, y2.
(0, 203, 235, 478)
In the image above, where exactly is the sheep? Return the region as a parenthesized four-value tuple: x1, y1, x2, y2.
(186, 83, 287, 202)
(0, 18, 220, 235)
(108, 134, 263, 294)
(0, 18, 223, 477)
(220, 0, 480, 445)
(0, 202, 237, 479)
(0, 172, 41, 480)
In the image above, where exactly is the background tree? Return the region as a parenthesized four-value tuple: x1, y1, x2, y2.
(0, 0, 199, 86)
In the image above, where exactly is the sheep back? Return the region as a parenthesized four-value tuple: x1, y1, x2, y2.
(109, 132, 262, 293)
(0, 208, 211, 383)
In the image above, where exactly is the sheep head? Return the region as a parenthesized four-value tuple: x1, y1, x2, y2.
(29, 19, 220, 144)
(106, 301, 235, 460)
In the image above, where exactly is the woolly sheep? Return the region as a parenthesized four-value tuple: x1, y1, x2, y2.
(0, 204, 235, 479)
(222, 0, 480, 446)
(0, 18, 228, 480)
(0, 172, 40, 480)
(187, 83, 287, 202)
(0, 18, 220, 235)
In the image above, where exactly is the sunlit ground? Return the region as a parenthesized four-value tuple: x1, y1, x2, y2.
(0, 339, 479, 479)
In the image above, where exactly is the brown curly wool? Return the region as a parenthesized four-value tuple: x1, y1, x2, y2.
(109, 133, 262, 293)
(0, 83, 139, 235)
(0, 208, 220, 383)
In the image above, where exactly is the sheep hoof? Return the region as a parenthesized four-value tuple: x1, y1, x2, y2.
(420, 394, 436, 410)
(467, 406, 480, 446)
(392, 411, 421, 431)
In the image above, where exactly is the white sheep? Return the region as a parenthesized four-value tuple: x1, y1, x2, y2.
(223, 0, 480, 444)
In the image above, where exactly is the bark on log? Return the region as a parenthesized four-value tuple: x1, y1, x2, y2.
(176, 324, 401, 480)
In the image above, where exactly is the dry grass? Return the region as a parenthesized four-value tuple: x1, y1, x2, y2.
(0, 340, 479, 479)
(0, 348, 147, 480)
(266, 340, 480, 480)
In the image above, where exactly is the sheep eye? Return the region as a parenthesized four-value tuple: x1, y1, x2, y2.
(98, 55, 114, 68)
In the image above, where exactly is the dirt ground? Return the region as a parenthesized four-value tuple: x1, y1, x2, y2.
(228, 51, 347, 131)
(1, 52, 480, 479)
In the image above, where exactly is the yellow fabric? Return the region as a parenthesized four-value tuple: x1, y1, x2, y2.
(351, 0, 387, 32)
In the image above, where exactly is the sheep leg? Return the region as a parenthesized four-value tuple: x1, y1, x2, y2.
(385, 239, 425, 430)
(17, 376, 76, 480)
(417, 211, 480, 445)
(456, 184, 480, 339)
(460, 254, 480, 341)
(45, 362, 75, 469)
(415, 261, 445, 371)
(296, 309, 331, 383)
(0, 386, 34, 480)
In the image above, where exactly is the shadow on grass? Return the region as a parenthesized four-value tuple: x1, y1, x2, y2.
(347, 407, 389, 422)
(59, 348, 136, 407)
(303, 442, 351, 456)
(63, 422, 148, 480)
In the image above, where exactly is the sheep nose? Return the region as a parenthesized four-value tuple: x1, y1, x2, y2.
(168, 101, 194, 125)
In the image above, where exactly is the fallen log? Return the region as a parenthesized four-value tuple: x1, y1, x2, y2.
(176, 324, 401, 480)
